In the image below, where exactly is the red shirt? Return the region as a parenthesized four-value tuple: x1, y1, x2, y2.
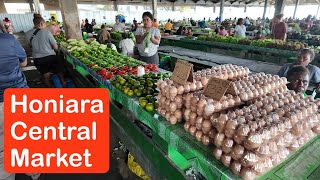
(272, 22, 287, 40)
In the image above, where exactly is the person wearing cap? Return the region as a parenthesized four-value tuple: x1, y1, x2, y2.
(286, 65, 309, 95)
(114, 17, 126, 32)
(278, 48, 320, 92)
(135, 12, 161, 64)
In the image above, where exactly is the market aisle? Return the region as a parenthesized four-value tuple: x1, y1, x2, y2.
(13, 33, 131, 180)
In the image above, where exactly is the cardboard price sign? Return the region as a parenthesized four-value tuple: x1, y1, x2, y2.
(171, 60, 194, 85)
(203, 77, 232, 101)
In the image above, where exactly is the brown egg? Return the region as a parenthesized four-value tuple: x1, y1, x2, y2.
(222, 138, 234, 154)
(208, 129, 217, 140)
(225, 119, 238, 137)
(213, 148, 223, 160)
(231, 144, 245, 160)
(221, 154, 232, 168)
(237, 116, 246, 124)
(189, 126, 197, 136)
(279, 148, 290, 160)
(195, 131, 203, 141)
(195, 116, 204, 130)
(288, 138, 300, 151)
(230, 161, 242, 176)
(184, 122, 191, 132)
(260, 109, 268, 117)
(278, 100, 284, 107)
(292, 122, 303, 136)
(244, 132, 263, 150)
(269, 124, 279, 139)
(253, 162, 266, 176)
(256, 143, 271, 158)
(240, 168, 256, 180)
(202, 135, 210, 146)
(202, 120, 212, 134)
(214, 133, 225, 147)
(241, 151, 259, 167)
(268, 140, 278, 154)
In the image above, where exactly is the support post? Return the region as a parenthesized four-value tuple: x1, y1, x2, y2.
(0, 0, 6, 14)
(33, 0, 41, 14)
(59, 0, 82, 40)
(293, 0, 299, 19)
(219, 0, 224, 22)
(244, 4, 247, 13)
(152, 0, 157, 20)
(29, 0, 35, 13)
(172, 2, 175, 11)
(262, 0, 268, 19)
(213, 5, 216, 13)
(274, 0, 284, 17)
(113, 0, 118, 11)
(316, 4, 320, 18)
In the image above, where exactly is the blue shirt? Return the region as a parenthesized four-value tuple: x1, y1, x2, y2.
(277, 63, 320, 84)
(0, 33, 28, 102)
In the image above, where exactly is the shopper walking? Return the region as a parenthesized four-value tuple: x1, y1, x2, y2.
(135, 12, 161, 64)
(271, 14, 287, 41)
(26, 14, 66, 87)
(234, 18, 246, 38)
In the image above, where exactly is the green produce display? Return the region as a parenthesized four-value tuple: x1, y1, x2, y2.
(110, 31, 123, 40)
(59, 38, 160, 79)
(110, 72, 171, 111)
(196, 34, 308, 51)
(54, 31, 66, 44)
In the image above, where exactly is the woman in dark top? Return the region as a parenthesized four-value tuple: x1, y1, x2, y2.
(271, 14, 287, 41)
(84, 19, 93, 33)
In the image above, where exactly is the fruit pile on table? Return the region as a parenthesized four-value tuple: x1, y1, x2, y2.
(59, 39, 158, 79)
(111, 72, 171, 111)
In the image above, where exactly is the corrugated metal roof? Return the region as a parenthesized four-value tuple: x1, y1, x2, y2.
(0, 13, 33, 33)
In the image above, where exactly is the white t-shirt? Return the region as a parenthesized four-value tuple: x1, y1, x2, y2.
(135, 27, 161, 57)
(234, 25, 246, 38)
(114, 23, 125, 31)
(110, 43, 117, 51)
(119, 38, 135, 56)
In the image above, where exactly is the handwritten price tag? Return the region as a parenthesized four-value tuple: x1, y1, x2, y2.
(171, 60, 194, 85)
(203, 77, 231, 101)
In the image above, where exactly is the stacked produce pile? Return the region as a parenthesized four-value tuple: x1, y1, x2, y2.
(182, 73, 288, 147)
(197, 35, 308, 51)
(59, 39, 157, 79)
(111, 31, 136, 43)
(156, 65, 250, 125)
(159, 64, 318, 179)
(110, 72, 171, 112)
(211, 91, 319, 180)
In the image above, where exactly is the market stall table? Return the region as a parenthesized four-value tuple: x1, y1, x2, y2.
(60, 47, 320, 180)
(158, 45, 282, 75)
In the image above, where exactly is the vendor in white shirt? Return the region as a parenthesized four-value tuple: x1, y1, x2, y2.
(113, 17, 126, 32)
(234, 18, 246, 38)
(119, 33, 135, 57)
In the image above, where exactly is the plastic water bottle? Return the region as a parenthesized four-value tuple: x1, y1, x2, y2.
(51, 74, 63, 88)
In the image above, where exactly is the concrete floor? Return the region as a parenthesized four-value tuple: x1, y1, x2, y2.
(13, 33, 132, 180)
